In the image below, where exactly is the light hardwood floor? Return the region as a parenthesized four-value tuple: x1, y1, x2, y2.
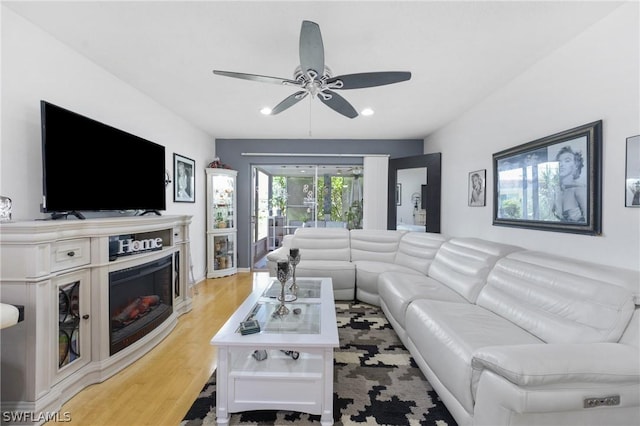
(45, 272, 259, 426)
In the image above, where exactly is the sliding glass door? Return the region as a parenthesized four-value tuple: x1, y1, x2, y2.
(250, 164, 363, 270)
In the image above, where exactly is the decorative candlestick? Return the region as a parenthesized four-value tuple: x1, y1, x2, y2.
(288, 248, 301, 296)
(275, 260, 290, 316)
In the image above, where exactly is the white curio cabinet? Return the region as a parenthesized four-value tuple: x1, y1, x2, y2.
(206, 168, 238, 278)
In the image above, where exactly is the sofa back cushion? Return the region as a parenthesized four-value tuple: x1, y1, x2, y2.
(291, 228, 351, 261)
(393, 232, 448, 275)
(427, 238, 522, 303)
(477, 250, 637, 343)
(350, 230, 404, 263)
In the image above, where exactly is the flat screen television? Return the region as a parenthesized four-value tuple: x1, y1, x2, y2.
(41, 101, 166, 217)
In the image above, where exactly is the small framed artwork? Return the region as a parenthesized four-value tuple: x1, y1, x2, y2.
(625, 135, 640, 207)
(173, 153, 195, 203)
(493, 120, 602, 235)
(396, 183, 402, 206)
(468, 170, 486, 207)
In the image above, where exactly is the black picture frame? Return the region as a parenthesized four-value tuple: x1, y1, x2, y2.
(625, 135, 640, 207)
(395, 183, 402, 206)
(468, 169, 486, 207)
(493, 121, 602, 235)
(173, 153, 195, 203)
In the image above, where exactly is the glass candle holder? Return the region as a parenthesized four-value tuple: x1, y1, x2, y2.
(288, 248, 301, 296)
(275, 260, 290, 316)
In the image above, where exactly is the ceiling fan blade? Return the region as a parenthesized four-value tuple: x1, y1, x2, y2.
(213, 70, 301, 87)
(326, 71, 411, 89)
(271, 91, 308, 115)
(299, 20, 325, 76)
(318, 90, 358, 119)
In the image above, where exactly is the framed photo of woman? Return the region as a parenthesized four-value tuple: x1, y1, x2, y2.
(468, 169, 486, 207)
(493, 121, 602, 235)
(174, 153, 195, 203)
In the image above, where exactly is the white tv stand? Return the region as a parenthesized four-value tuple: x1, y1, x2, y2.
(0, 215, 192, 424)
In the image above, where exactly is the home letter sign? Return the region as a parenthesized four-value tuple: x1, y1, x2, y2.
(118, 237, 163, 255)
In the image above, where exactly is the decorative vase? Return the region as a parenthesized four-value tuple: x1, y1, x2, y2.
(288, 248, 301, 296)
(275, 260, 290, 316)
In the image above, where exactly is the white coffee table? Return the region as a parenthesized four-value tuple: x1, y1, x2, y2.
(211, 276, 338, 425)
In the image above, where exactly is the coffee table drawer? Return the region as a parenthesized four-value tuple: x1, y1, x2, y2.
(229, 375, 323, 413)
(226, 349, 325, 414)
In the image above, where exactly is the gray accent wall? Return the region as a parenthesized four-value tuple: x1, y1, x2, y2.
(215, 139, 423, 268)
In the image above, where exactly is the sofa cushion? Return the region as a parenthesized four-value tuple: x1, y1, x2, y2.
(379, 271, 469, 320)
(294, 260, 355, 300)
(354, 262, 421, 306)
(427, 237, 521, 303)
(350, 229, 404, 263)
(405, 299, 543, 414)
(290, 228, 351, 261)
(379, 271, 468, 344)
(477, 250, 636, 344)
(350, 230, 406, 304)
(393, 232, 447, 275)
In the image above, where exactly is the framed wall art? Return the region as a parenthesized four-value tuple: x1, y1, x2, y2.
(396, 183, 402, 206)
(625, 135, 640, 207)
(174, 153, 195, 203)
(468, 169, 486, 207)
(493, 120, 602, 235)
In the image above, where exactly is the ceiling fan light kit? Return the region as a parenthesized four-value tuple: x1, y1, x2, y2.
(213, 20, 411, 119)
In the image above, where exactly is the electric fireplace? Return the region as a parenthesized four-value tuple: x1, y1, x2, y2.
(109, 255, 173, 355)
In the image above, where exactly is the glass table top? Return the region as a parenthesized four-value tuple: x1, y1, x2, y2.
(261, 278, 322, 299)
(240, 301, 321, 334)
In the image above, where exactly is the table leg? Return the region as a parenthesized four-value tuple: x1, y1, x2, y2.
(320, 347, 334, 426)
(216, 347, 230, 424)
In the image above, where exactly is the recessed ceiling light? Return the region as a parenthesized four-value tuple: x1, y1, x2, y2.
(260, 107, 272, 115)
(361, 108, 374, 116)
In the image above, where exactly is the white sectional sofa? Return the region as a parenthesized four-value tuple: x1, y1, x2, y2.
(266, 228, 640, 426)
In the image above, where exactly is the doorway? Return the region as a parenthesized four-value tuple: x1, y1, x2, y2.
(388, 154, 441, 233)
(250, 164, 364, 270)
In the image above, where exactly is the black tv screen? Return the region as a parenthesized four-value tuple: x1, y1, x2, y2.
(41, 101, 166, 214)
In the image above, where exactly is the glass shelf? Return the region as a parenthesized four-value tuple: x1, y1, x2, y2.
(211, 175, 235, 229)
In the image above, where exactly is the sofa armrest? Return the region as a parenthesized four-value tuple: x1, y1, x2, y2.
(266, 235, 294, 262)
(266, 246, 289, 262)
(472, 343, 640, 389)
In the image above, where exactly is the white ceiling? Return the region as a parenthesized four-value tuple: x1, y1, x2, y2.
(4, 1, 623, 140)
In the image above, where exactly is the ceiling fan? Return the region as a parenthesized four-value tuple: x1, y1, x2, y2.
(213, 20, 411, 119)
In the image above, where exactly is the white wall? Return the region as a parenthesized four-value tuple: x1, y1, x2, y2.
(425, 2, 639, 271)
(1, 7, 215, 281)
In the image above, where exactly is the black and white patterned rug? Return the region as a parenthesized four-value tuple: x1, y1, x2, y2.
(181, 302, 457, 425)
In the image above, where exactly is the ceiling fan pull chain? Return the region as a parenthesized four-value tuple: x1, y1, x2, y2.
(308, 96, 313, 137)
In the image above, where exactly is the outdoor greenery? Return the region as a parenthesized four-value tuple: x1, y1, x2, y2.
(501, 199, 522, 218)
(269, 176, 287, 216)
(270, 173, 362, 229)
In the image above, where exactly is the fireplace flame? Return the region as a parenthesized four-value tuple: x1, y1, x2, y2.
(112, 295, 160, 329)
